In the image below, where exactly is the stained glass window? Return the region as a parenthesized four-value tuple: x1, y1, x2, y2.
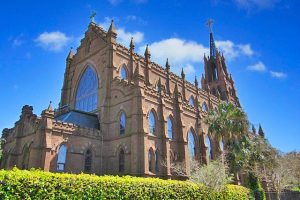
(120, 65, 127, 80)
(188, 130, 195, 159)
(167, 117, 173, 139)
(120, 112, 126, 135)
(189, 96, 195, 107)
(57, 144, 67, 171)
(202, 102, 208, 112)
(206, 135, 212, 160)
(75, 66, 98, 112)
(149, 111, 156, 135)
(148, 148, 155, 173)
(220, 139, 224, 152)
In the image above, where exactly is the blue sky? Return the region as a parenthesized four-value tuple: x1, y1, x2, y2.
(0, 0, 299, 152)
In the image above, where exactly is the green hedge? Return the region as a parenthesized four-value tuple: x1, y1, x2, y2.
(0, 168, 249, 200)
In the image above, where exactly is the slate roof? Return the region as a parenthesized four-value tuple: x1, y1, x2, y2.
(55, 110, 99, 129)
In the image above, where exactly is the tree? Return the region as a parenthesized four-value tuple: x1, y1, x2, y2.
(204, 102, 249, 147)
(163, 158, 233, 192)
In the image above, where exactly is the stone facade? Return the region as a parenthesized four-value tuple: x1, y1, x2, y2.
(1, 21, 239, 178)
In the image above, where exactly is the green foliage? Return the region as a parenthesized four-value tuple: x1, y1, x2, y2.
(246, 173, 266, 200)
(204, 102, 249, 140)
(189, 159, 233, 192)
(0, 168, 249, 200)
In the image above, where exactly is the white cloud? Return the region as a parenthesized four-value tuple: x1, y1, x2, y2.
(238, 44, 254, 56)
(99, 17, 144, 46)
(138, 38, 209, 76)
(247, 61, 267, 72)
(35, 31, 71, 52)
(117, 29, 144, 46)
(270, 71, 287, 79)
(183, 64, 196, 74)
(215, 40, 254, 59)
(139, 38, 209, 65)
(234, 0, 278, 10)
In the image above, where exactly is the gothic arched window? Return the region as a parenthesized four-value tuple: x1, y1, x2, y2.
(149, 111, 156, 135)
(189, 96, 195, 107)
(119, 149, 125, 172)
(220, 139, 224, 152)
(188, 129, 196, 159)
(84, 149, 92, 173)
(120, 65, 127, 80)
(119, 112, 126, 135)
(206, 135, 212, 160)
(57, 144, 67, 171)
(148, 148, 155, 173)
(75, 66, 98, 112)
(202, 102, 208, 112)
(167, 117, 174, 139)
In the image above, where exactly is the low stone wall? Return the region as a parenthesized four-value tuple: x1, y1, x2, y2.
(266, 190, 300, 200)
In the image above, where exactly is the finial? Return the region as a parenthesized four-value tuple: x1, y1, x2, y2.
(194, 76, 198, 87)
(108, 19, 116, 34)
(47, 101, 53, 111)
(90, 11, 96, 23)
(67, 47, 74, 60)
(181, 68, 185, 80)
(207, 19, 214, 33)
(144, 44, 150, 58)
(165, 58, 170, 71)
(130, 37, 135, 51)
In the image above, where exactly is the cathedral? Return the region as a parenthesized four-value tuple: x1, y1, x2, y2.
(0, 20, 240, 178)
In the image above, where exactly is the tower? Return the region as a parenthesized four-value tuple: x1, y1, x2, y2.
(201, 19, 240, 106)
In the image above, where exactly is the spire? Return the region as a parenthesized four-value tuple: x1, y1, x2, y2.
(165, 58, 170, 72)
(90, 11, 96, 23)
(47, 101, 53, 112)
(108, 20, 116, 34)
(130, 37, 135, 51)
(67, 47, 74, 60)
(258, 124, 265, 138)
(181, 68, 185, 80)
(194, 76, 198, 88)
(107, 20, 117, 43)
(207, 19, 217, 58)
(144, 44, 151, 59)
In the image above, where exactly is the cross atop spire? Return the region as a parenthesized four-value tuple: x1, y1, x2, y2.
(207, 19, 217, 58)
(90, 11, 96, 23)
(207, 19, 214, 33)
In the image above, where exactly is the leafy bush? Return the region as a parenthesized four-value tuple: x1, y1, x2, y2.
(246, 173, 266, 200)
(0, 168, 249, 200)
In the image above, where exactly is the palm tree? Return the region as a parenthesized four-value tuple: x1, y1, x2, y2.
(204, 102, 249, 148)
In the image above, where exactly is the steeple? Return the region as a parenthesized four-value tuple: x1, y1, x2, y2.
(207, 19, 217, 58)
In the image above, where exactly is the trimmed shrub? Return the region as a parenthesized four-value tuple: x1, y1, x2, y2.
(0, 168, 249, 200)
